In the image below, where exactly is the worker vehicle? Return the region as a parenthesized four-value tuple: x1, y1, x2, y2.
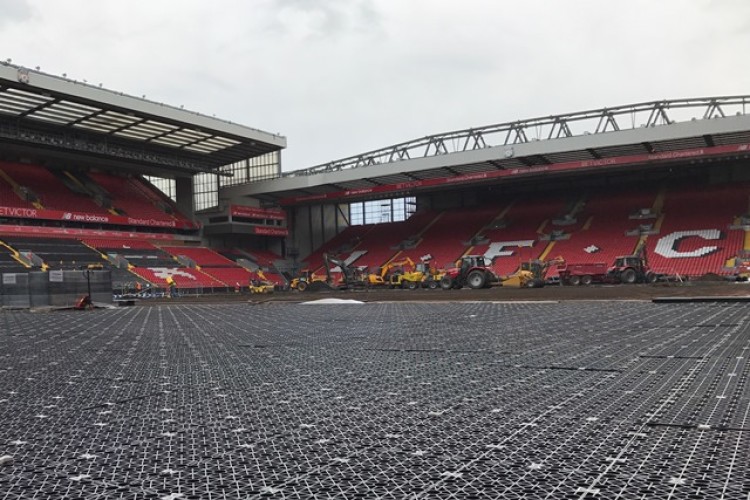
(498, 257, 564, 288)
(385, 257, 425, 289)
(558, 252, 659, 285)
(289, 257, 339, 291)
(290, 271, 335, 291)
(363, 267, 387, 287)
(249, 270, 276, 294)
(732, 256, 750, 282)
(440, 255, 497, 290)
(414, 255, 444, 289)
(608, 254, 659, 284)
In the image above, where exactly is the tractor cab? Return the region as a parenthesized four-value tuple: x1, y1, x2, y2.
(612, 255, 645, 270)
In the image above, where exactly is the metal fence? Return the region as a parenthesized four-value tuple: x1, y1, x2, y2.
(1, 270, 112, 308)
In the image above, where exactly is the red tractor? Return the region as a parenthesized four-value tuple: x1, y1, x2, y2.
(440, 255, 497, 290)
(607, 254, 659, 284)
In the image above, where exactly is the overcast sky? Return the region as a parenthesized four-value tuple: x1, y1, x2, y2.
(1, 0, 749, 172)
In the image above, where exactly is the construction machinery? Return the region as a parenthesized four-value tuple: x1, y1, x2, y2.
(249, 270, 276, 294)
(608, 253, 659, 284)
(498, 257, 564, 288)
(440, 255, 497, 290)
(558, 249, 659, 285)
(289, 270, 335, 291)
(383, 257, 422, 289)
(416, 254, 445, 289)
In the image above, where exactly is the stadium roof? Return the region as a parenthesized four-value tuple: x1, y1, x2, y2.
(0, 63, 286, 176)
(224, 96, 750, 205)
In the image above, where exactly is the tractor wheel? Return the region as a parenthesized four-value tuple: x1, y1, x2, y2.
(569, 275, 581, 286)
(440, 276, 454, 290)
(406, 280, 418, 290)
(297, 281, 308, 292)
(621, 268, 637, 284)
(646, 272, 658, 283)
(427, 279, 439, 290)
(467, 270, 486, 289)
(581, 275, 593, 286)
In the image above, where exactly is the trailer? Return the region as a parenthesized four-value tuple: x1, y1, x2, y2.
(557, 262, 610, 286)
(557, 254, 660, 286)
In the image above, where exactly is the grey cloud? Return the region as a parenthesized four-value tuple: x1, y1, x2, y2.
(0, 0, 33, 26)
(270, 0, 382, 38)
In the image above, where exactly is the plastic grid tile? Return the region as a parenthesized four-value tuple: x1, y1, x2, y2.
(0, 302, 749, 499)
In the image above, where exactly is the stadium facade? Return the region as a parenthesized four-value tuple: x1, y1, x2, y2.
(2, 61, 750, 298)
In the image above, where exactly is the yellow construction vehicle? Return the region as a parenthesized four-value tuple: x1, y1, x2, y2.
(382, 257, 425, 289)
(417, 255, 445, 289)
(498, 256, 564, 288)
(249, 270, 275, 294)
(289, 269, 334, 291)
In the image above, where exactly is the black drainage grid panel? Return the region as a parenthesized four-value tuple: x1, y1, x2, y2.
(0, 302, 749, 499)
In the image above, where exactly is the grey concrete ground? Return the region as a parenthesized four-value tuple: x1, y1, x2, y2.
(0, 301, 749, 499)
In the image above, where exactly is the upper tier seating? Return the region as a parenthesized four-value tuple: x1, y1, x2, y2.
(0, 173, 36, 209)
(0, 162, 109, 214)
(88, 172, 179, 223)
(129, 177, 193, 225)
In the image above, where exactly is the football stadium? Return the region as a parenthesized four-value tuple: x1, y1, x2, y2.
(1, 62, 750, 499)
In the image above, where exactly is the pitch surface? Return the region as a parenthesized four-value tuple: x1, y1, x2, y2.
(1, 302, 749, 499)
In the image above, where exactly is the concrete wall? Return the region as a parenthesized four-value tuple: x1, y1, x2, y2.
(290, 203, 349, 262)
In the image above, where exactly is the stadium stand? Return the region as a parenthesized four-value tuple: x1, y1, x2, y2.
(396, 204, 502, 269)
(0, 240, 28, 272)
(333, 210, 438, 272)
(541, 190, 659, 279)
(160, 246, 236, 267)
(644, 183, 747, 277)
(1, 236, 104, 269)
(0, 161, 109, 214)
(291, 182, 750, 283)
(0, 169, 37, 209)
(299, 225, 372, 273)
(160, 246, 258, 287)
(88, 172, 181, 223)
(470, 196, 567, 276)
